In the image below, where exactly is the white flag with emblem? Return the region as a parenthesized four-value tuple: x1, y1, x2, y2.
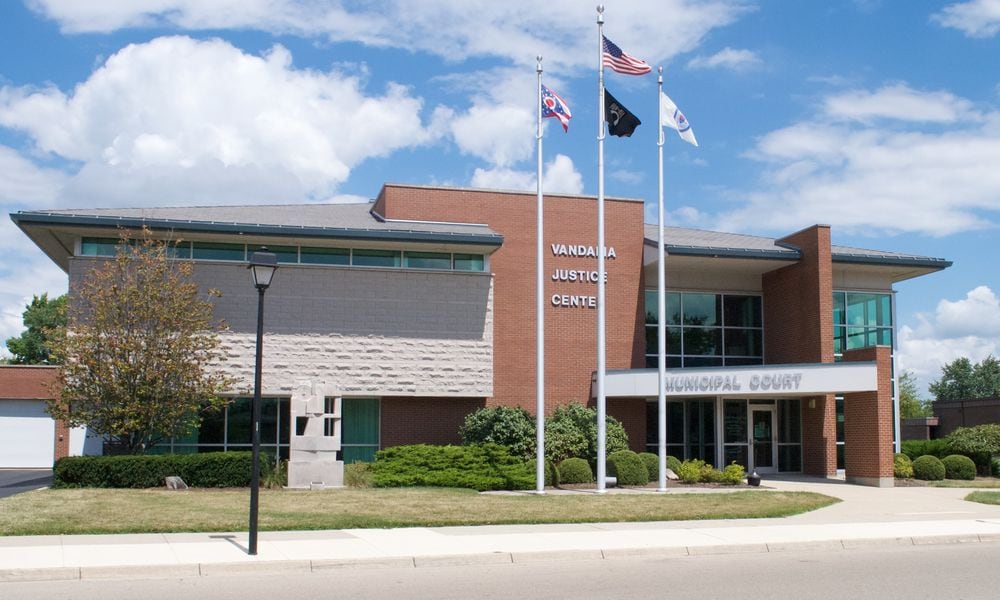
(660, 91, 698, 147)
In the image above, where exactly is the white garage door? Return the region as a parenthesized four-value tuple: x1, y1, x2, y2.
(0, 400, 55, 468)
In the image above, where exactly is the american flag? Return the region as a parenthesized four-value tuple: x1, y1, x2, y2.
(602, 35, 651, 76)
(541, 84, 572, 132)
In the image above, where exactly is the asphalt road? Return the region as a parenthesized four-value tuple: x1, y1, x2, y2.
(0, 469, 52, 499)
(4, 541, 1000, 600)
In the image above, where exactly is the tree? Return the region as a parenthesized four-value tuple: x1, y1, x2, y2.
(929, 356, 1000, 401)
(898, 370, 931, 418)
(4, 293, 67, 364)
(48, 230, 235, 453)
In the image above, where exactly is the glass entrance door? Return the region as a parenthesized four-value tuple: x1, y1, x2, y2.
(750, 407, 777, 474)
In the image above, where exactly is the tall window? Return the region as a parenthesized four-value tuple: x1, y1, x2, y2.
(150, 397, 291, 459)
(644, 291, 763, 368)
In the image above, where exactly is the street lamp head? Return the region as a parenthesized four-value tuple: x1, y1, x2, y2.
(248, 247, 278, 290)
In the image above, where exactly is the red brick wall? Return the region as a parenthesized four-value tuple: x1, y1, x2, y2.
(379, 397, 486, 447)
(0, 365, 69, 460)
(608, 398, 647, 453)
(762, 225, 836, 476)
(378, 184, 646, 414)
(843, 346, 894, 482)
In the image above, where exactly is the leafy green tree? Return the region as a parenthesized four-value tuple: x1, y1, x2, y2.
(930, 356, 1000, 401)
(4, 293, 67, 364)
(48, 230, 235, 454)
(898, 370, 931, 418)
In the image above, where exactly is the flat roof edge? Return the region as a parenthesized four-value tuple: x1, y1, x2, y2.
(11, 212, 504, 247)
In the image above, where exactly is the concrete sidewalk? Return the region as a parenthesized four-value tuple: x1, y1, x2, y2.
(3, 478, 1000, 583)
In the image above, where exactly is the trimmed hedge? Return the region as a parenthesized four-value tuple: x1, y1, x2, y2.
(942, 454, 976, 480)
(370, 444, 534, 491)
(53, 452, 255, 488)
(893, 453, 914, 479)
(667, 455, 682, 474)
(607, 450, 649, 486)
(912, 455, 946, 481)
(460, 406, 536, 459)
(901, 439, 951, 461)
(558, 457, 593, 484)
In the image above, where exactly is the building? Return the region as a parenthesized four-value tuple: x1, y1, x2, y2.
(11, 184, 950, 484)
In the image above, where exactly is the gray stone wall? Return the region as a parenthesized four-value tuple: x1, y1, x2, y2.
(68, 257, 494, 398)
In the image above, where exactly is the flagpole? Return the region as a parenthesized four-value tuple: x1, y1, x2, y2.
(595, 4, 607, 493)
(535, 55, 546, 494)
(656, 66, 667, 492)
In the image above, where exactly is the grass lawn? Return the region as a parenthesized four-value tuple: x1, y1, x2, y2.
(929, 478, 1000, 488)
(0, 487, 838, 536)
(966, 491, 1000, 505)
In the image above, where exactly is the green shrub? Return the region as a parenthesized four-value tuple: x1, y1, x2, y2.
(261, 457, 287, 489)
(370, 444, 534, 491)
(699, 463, 723, 483)
(344, 462, 372, 488)
(946, 424, 1000, 475)
(52, 452, 254, 488)
(720, 462, 746, 485)
(558, 457, 593, 484)
(639, 452, 659, 481)
(667, 455, 682, 474)
(912, 455, 946, 481)
(606, 450, 648, 486)
(546, 404, 628, 466)
(676, 459, 705, 483)
(901, 439, 951, 461)
(893, 453, 914, 479)
(544, 460, 558, 487)
(993, 459, 1000, 478)
(460, 406, 536, 459)
(942, 454, 976, 480)
(544, 417, 588, 464)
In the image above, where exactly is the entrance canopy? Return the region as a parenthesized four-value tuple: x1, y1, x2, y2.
(599, 362, 877, 399)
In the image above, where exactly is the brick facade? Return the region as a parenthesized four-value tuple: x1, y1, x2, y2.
(762, 225, 837, 477)
(376, 184, 646, 414)
(843, 346, 894, 486)
(380, 397, 486, 447)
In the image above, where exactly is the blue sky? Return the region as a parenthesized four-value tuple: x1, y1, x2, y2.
(2, 1, 999, 395)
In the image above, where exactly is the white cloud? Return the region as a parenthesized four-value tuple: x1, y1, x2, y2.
(28, 1, 752, 72)
(932, 0, 1000, 38)
(717, 84, 1000, 236)
(823, 83, 977, 123)
(686, 47, 761, 71)
(451, 103, 535, 168)
(0, 145, 67, 205)
(470, 154, 583, 195)
(897, 286, 1000, 394)
(0, 36, 440, 207)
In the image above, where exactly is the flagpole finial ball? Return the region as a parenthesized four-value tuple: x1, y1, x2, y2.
(537, 55, 542, 62)
(597, 5, 604, 14)
(658, 66, 663, 74)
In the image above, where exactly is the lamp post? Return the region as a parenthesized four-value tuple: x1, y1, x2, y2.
(247, 247, 277, 556)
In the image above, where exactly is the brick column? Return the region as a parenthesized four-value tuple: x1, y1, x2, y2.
(762, 225, 836, 477)
(54, 418, 71, 461)
(843, 345, 894, 487)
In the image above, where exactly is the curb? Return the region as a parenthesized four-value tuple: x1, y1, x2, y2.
(3, 534, 1000, 583)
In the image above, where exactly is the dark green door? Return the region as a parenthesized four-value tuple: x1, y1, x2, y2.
(342, 397, 380, 463)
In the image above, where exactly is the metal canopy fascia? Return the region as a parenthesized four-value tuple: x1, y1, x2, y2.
(597, 362, 878, 399)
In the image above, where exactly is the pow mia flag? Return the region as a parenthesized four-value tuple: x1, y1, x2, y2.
(604, 89, 641, 137)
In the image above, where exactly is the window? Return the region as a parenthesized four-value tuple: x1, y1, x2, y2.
(352, 249, 401, 267)
(453, 254, 485, 271)
(80, 237, 120, 257)
(341, 397, 380, 463)
(249, 244, 298, 264)
(192, 242, 245, 261)
(300, 247, 349, 265)
(833, 291, 893, 354)
(403, 251, 451, 270)
(645, 291, 763, 368)
(157, 397, 290, 459)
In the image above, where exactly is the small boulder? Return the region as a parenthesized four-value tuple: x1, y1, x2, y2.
(665, 468, 679, 481)
(165, 476, 188, 490)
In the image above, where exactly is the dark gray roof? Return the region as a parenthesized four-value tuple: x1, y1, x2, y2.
(644, 224, 951, 270)
(12, 202, 501, 247)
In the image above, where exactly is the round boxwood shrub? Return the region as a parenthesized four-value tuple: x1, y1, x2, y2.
(607, 450, 649, 486)
(667, 455, 682, 474)
(676, 459, 704, 483)
(941, 454, 976, 480)
(639, 452, 659, 481)
(558, 457, 593, 484)
(720, 462, 746, 485)
(912, 455, 946, 481)
(547, 404, 629, 466)
(893, 453, 913, 479)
